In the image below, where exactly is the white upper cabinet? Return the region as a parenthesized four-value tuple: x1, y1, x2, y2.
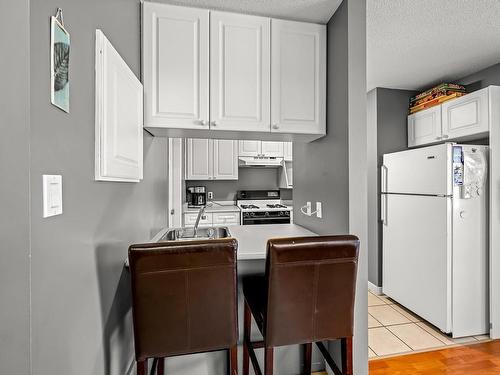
(408, 106, 443, 148)
(142, 3, 327, 141)
(142, 3, 209, 130)
(185, 139, 212, 180)
(213, 140, 239, 179)
(95, 30, 143, 182)
(271, 19, 326, 135)
(441, 87, 489, 140)
(261, 141, 284, 157)
(210, 12, 270, 132)
(408, 87, 497, 148)
(238, 141, 284, 157)
(238, 140, 261, 156)
(185, 139, 238, 180)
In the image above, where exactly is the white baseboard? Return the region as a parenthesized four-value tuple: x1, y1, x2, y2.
(368, 281, 382, 295)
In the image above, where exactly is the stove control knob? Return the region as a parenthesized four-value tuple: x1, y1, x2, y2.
(265, 212, 270, 217)
(279, 211, 283, 216)
(250, 212, 255, 217)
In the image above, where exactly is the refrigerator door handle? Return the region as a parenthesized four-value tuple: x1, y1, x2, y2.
(381, 193, 388, 225)
(381, 164, 388, 225)
(381, 164, 388, 193)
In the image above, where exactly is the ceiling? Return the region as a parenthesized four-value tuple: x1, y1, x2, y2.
(151, 0, 342, 24)
(367, 0, 500, 91)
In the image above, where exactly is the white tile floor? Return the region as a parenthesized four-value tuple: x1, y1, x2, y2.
(368, 290, 491, 359)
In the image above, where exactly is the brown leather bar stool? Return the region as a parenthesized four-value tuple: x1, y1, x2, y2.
(129, 239, 239, 375)
(242, 235, 359, 375)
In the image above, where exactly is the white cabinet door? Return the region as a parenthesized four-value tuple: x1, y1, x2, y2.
(212, 212, 240, 225)
(184, 212, 213, 227)
(185, 139, 212, 180)
(407, 106, 443, 147)
(441, 88, 489, 140)
(210, 12, 270, 132)
(213, 140, 238, 180)
(238, 140, 261, 156)
(95, 30, 143, 182)
(143, 3, 209, 129)
(271, 19, 326, 135)
(261, 142, 284, 157)
(283, 142, 293, 161)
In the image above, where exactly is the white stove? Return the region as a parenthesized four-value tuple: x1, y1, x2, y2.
(236, 190, 291, 225)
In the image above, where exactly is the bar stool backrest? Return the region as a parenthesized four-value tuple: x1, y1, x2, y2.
(264, 235, 359, 347)
(129, 238, 238, 361)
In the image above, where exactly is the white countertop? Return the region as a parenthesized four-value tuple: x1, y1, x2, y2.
(183, 202, 240, 214)
(228, 224, 316, 260)
(149, 224, 317, 261)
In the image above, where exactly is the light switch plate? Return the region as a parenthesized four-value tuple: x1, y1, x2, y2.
(43, 175, 63, 218)
(316, 202, 323, 218)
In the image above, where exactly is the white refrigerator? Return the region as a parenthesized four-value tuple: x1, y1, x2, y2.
(381, 143, 489, 337)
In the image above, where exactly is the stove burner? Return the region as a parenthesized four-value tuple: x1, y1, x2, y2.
(241, 204, 259, 209)
(266, 204, 288, 208)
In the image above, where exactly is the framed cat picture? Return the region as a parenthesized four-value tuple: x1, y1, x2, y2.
(50, 15, 70, 113)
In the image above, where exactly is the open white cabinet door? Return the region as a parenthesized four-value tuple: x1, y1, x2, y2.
(95, 29, 143, 182)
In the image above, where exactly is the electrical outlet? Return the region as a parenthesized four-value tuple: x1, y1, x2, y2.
(306, 201, 312, 216)
(208, 191, 214, 200)
(316, 202, 322, 218)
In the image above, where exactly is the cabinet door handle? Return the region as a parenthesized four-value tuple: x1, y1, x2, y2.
(272, 123, 279, 129)
(211, 121, 218, 127)
(442, 134, 449, 139)
(196, 119, 208, 126)
(436, 136, 442, 140)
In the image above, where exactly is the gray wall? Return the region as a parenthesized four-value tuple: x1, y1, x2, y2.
(367, 88, 417, 287)
(459, 62, 500, 91)
(0, 1, 31, 374)
(29, 1, 168, 375)
(186, 168, 293, 201)
(367, 90, 378, 289)
(293, 0, 368, 373)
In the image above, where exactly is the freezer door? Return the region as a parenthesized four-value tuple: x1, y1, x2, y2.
(382, 143, 452, 196)
(382, 194, 452, 333)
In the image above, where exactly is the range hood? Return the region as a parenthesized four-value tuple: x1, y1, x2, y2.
(238, 156, 284, 168)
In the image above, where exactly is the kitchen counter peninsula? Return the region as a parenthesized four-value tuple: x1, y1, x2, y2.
(150, 223, 317, 260)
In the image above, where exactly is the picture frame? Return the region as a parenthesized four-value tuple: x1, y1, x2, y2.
(50, 15, 70, 112)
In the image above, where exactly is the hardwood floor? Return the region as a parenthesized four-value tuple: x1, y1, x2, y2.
(369, 340, 500, 374)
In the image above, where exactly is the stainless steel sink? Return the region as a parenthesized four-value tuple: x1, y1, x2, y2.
(158, 226, 231, 242)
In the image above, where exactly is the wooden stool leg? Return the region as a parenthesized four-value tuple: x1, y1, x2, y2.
(264, 347, 274, 375)
(341, 337, 353, 375)
(137, 359, 147, 375)
(227, 345, 238, 375)
(303, 343, 312, 375)
(243, 301, 251, 375)
(157, 358, 165, 375)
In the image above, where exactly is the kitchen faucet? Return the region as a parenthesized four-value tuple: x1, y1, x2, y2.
(193, 205, 207, 237)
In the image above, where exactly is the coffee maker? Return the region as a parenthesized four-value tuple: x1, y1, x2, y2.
(186, 186, 207, 207)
